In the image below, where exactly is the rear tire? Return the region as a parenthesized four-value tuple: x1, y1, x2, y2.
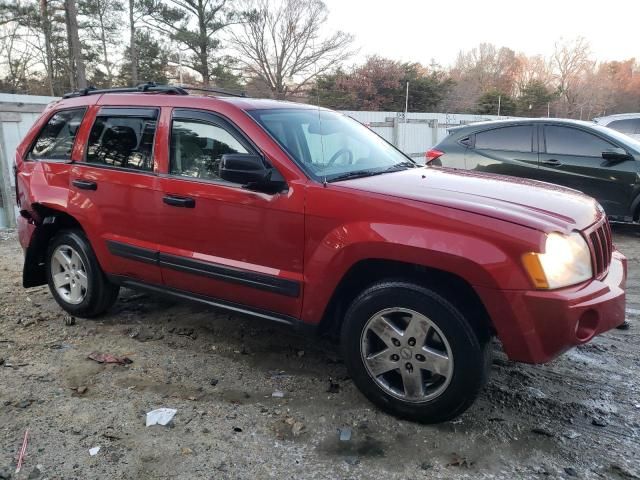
(341, 281, 490, 423)
(46, 230, 119, 318)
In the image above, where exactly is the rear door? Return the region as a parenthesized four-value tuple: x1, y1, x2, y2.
(67, 106, 163, 284)
(465, 124, 539, 178)
(537, 124, 636, 217)
(155, 108, 305, 320)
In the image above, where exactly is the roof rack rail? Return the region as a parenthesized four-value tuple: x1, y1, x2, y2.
(62, 82, 248, 99)
(62, 82, 189, 99)
(178, 85, 247, 98)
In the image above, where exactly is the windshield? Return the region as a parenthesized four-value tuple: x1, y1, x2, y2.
(248, 108, 415, 182)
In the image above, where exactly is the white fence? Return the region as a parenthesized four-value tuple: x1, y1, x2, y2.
(0, 93, 508, 227)
(342, 111, 506, 160)
(0, 94, 58, 227)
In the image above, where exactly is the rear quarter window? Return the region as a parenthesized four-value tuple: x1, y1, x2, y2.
(28, 108, 87, 161)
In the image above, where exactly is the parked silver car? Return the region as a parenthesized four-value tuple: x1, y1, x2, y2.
(593, 113, 640, 140)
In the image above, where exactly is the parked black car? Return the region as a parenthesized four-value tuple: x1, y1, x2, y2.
(428, 119, 640, 223)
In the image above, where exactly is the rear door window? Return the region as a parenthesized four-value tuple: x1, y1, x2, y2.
(544, 126, 615, 157)
(28, 108, 87, 161)
(86, 109, 158, 171)
(474, 126, 533, 152)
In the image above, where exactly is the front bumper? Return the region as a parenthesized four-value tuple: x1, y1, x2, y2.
(476, 250, 627, 364)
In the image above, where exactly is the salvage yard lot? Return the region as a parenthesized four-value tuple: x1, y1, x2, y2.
(1, 227, 639, 480)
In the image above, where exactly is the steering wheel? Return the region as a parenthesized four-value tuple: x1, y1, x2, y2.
(326, 148, 353, 167)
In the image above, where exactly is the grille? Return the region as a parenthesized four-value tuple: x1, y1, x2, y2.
(586, 219, 613, 279)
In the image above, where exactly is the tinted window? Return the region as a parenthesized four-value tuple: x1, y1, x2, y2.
(607, 119, 640, 135)
(170, 120, 248, 181)
(474, 126, 533, 152)
(545, 126, 615, 157)
(86, 116, 157, 171)
(28, 108, 86, 161)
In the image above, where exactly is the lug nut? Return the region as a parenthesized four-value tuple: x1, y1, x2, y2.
(391, 354, 399, 361)
(408, 337, 416, 346)
(392, 338, 401, 347)
(415, 354, 425, 361)
(405, 362, 413, 372)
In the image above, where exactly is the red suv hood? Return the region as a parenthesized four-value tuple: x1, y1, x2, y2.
(336, 167, 602, 233)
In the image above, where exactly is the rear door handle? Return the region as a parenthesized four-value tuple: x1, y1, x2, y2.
(163, 195, 195, 208)
(72, 179, 97, 190)
(541, 159, 562, 166)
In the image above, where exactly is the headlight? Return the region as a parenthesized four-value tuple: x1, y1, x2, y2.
(522, 232, 593, 289)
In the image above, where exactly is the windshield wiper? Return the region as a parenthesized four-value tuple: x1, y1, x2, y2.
(327, 163, 415, 183)
(326, 170, 380, 182)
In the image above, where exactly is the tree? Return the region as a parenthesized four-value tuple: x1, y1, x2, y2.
(119, 29, 169, 84)
(230, 0, 353, 99)
(517, 80, 555, 116)
(64, 0, 87, 88)
(311, 57, 453, 112)
(476, 90, 516, 116)
(143, 0, 240, 86)
(79, 0, 123, 86)
(551, 37, 593, 117)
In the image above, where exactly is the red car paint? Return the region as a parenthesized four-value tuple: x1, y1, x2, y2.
(14, 93, 626, 364)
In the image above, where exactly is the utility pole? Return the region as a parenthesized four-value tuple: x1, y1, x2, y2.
(497, 95, 501, 117)
(404, 81, 409, 118)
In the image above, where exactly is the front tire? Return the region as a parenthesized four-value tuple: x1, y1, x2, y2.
(341, 281, 490, 423)
(46, 230, 119, 318)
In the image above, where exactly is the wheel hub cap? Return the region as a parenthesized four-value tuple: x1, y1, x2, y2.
(360, 307, 454, 403)
(50, 244, 88, 305)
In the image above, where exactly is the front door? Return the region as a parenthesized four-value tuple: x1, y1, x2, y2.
(537, 124, 637, 217)
(68, 106, 163, 284)
(155, 109, 305, 320)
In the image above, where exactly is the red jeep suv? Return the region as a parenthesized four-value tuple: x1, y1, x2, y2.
(14, 84, 627, 423)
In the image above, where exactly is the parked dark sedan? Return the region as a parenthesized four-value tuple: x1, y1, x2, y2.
(428, 119, 640, 222)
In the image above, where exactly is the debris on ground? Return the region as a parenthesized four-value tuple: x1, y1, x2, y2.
(564, 466, 577, 477)
(87, 352, 133, 365)
(616, 320, 631, 330)
(89, 446, 101, 456)
(272, 390, 284, 398)
(531, 427, 554, 437)
(63, 315, 76, 326)
(146, 408, 177, 426)
(526, 387, 547, 399)
(15, 428, 29, 473)
(326, 379, 340, 393)
(591, 417, 608, 427)
(338, 427, 352, 441)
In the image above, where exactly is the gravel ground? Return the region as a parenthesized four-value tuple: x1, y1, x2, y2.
(0, 227, 639, 480)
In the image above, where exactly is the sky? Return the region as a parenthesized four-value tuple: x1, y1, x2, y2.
(323, 0, 640, 67)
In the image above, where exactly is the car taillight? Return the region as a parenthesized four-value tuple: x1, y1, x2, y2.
(425, 149, 444, 165)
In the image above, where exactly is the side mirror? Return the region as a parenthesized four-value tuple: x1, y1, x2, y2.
(602, 147, 632, 163)
(219, 154, 287, 193)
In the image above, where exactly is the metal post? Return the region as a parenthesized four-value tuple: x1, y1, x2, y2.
(392, 116, 399, 147)
(0, 123, 16, 228)
(497, 95, 501, 117)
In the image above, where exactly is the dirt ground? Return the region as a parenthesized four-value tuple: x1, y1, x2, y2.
(1, 227, 639, 480)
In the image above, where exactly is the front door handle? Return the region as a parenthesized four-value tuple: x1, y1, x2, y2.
(541, 159, 562, 167)
(72, 179, 98, 190)
(163, 195, 195, 208)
